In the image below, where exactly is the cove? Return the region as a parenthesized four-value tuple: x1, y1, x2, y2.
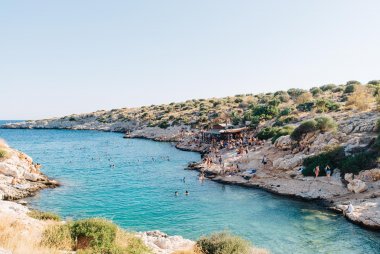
(0, 127, 379, 254)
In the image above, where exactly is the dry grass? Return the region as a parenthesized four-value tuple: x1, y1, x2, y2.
(0, 216, 61, 254)
(346, 85, 375, 111)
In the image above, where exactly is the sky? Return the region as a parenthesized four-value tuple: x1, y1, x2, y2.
(1, 1, 380, 120)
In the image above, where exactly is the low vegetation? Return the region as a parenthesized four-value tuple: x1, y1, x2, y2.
(196, 232, 267, 254)
(290, 116, 337, 141)
(28, 210, 61, 221)
(41, 218, 151, 254)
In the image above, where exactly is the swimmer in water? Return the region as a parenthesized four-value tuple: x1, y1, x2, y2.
(185, 190, 189, 195)
(175, 191, 179, 196)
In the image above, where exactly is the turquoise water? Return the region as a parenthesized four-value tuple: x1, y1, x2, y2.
(0, 125, 379, 254)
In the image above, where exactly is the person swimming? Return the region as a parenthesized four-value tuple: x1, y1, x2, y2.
(185, 190, 189, 195)
(174, 191, 179, 196)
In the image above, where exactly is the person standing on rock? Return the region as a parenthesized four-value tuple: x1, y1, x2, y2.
(314, 166, 320, 178)
(325, 165, 331, 179)
(262, 155, 268, 169)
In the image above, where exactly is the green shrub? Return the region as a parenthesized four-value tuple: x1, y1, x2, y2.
(197, 232, 252, 254)
(315, 99, 340, 113)
(296, 102, 315, 112)
(257, 127, 280, 140)
(274, 91, 290, 102)
(279, 107, 292, 116)
(28, 210, 61, 221)
(158, 121, 170, 129)
(332, 86, 344, 93)
(346, 80, 361, 86)
(340, 151, 377, 175)
(368, 80, 380, 86)
(290, 120, 317, 141)
(0, 149, 8, 159)
(71, 218, 117, 251)
(310, 87, 322, 96)
(344, 84, 356, 94)
(287, 88, 307, 98)
(271, 125, 295, 143)
(302, 146, 345, 176)
(320, 84, 337, 91)
(315, 116, 337, 132)
(251, 104, 279, 120)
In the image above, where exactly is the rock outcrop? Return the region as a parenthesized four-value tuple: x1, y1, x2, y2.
(0, 141, 58, 200)
(137, 230, 195, 254)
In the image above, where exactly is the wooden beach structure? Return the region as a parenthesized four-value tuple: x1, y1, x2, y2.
(201, 124, 249, 143)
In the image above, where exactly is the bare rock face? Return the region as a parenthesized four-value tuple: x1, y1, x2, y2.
(347, 179, 368, 193)
(338, 112, 379, 134)
(137, 230, 194, 254)
(272, 153, 307, 171)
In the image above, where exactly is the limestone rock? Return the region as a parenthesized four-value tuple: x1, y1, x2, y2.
(344, 173, 353, 183)
(272, 154, 307, 170)
(274, 135, 293, 150)
(347, 179, 367, 193)
(137, 230, 194, 254)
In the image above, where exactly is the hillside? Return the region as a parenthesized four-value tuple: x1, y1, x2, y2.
(3, 80, 380, 133)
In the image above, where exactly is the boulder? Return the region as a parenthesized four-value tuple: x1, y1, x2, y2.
(347, 179, 367, 193)
(272, 154, 306, 170)
(344, 173, 353, 183)
(358, 168, 380, 182)
(274, 135, 293, 150)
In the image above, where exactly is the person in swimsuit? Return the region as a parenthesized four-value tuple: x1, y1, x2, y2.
(325, 165, 331, 178)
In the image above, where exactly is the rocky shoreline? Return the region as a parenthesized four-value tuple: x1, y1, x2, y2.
(2, 112, 380, 231)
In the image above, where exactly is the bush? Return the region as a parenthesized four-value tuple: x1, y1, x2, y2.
(346, 85, 374, 111)
(279, 107, 292, 116)
(315, 99, 340, 113)
(197, 232, 252, 254)
(315, 116, 337, 132)
(296, 102, 315, 112)
(295, 92, 313, 104)
(290, 120, 317, 141)
(257, 127, 279, 140)
(158, 121, 170, 129)
(302, 146, 345, 176)
(71, 218, 117, 251)
(274, 91, 290, 102)
(340, 151, 378, 175)
(287, 88, 307, 98)
(310, 87, 322, 96)
(344, 84, 356, 94)
(346, 80, 361, 86)
(28, 210, 61, 221)
(320, 84, 337, 91)
(271, 125, 295, 143)
(0, 149, 8, 159)
(251, 104, 279, 120)
(41, 224, 73, 250)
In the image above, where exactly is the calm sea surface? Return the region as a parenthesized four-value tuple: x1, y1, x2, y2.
(0, 121, 379, 253)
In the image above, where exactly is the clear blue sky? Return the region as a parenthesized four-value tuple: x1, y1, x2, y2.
(1, 1, 379, 119)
